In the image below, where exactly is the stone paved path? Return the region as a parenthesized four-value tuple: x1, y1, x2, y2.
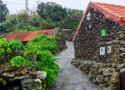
(51, 42, 98, 90)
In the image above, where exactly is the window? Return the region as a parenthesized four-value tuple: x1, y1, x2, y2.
(99, 45, 112, 56)
(107, 46, 111, 54)
(87, 12, 91, 21)
(100, 47, 105, 55)
(100, 28, 107, 37)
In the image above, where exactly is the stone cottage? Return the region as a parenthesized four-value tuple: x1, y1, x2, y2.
(72, 2, 125, 90)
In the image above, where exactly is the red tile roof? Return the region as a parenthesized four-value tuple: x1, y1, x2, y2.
(87, 2, 125, 25)
(73, 2, 125, 41)
(5, 29, 57, 42)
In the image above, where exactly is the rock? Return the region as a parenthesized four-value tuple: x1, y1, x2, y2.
(120, 53, 125, 57)
(110, 72, 120, 90)
(13, 86, 20, 90)
(119, 34, 125, 39)
(120, 68, 125, 73)
(21, 78, 33, 85)
(96, 75, 104, 83)
(37, 71, 47, 80)
(121, 26, 125, 31)
(7, 73, 15, 78)
(120, 41, 125, 45)
(34, 79, 42, 83)
(116, 31, 125, 35)
(14, 76, 26, 80)
(119, 48, 125, 52)
(112, 40, 120, 44)
(2, 73, 15, 78)
(103, 68, 114, 76)
(2, 73, 8, 77)
(118, 64, 125, 69)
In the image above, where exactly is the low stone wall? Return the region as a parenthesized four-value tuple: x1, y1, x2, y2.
(0, 78, 45, 90)
(71, 59, 125, 90)
(0, 64, 47, 90)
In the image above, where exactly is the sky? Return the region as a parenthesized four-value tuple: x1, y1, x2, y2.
(2, 0, 125, 14)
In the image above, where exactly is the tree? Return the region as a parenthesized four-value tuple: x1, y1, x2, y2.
(37, 2, 67, 22)
(37, 2, 83, 30)
(62, 9, 83, 30)
(0, 0, 9, 23)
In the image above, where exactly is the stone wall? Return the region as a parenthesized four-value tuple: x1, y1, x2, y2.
(71, 59, 122, 90)
(0, 78, 44, 90)
(0, 64, 47, 90)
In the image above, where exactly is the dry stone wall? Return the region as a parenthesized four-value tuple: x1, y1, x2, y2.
(72, 59, 121, 90)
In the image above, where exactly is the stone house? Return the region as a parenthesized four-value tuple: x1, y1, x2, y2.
(74, 2, 125, 63)
(72, 2, 125, 89)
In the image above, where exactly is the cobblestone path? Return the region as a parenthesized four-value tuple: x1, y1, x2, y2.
(51, 42, 98, 90)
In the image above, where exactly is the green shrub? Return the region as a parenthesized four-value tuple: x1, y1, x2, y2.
(0, 48, 5, 56)
(0, 38, 8, 56)
(31, 35, 48, 43)
(34, 50, 59, 86)
(44, 65, 59, 86)
(35, 50, 55, 67)
(11, 56, 32, 67)
(0, 38, 7, 48)
(8, 40, 23, 50)
(26, 35, 58, 54)
(24, 35, 59, 86)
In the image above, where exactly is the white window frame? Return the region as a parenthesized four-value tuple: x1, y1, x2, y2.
(100, 47, 106, 55)
(87, 12, 91, 21)
(107, 46, 111, 54)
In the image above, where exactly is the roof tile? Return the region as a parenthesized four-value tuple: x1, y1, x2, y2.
(88, 2, 125, 25)
(5, 29, 56, 42)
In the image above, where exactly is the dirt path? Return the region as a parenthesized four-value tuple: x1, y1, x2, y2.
(51, 42, 98, 90)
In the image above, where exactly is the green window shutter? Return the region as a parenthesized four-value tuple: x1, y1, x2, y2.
(100, 28, 107, 37)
